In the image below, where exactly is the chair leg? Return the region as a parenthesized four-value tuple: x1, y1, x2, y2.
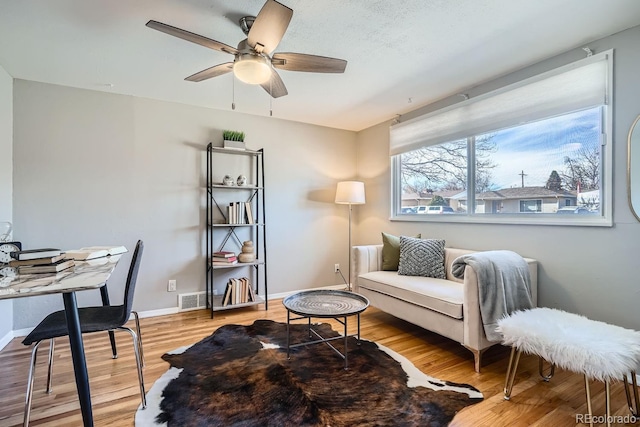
(132, 311, 144, 367)
(118, 327, 146, 409)
(503, 347, 521, 400)
(46, 339, 55, 393)
(24, 341, 44, 427)
(108, 331, 118, 359)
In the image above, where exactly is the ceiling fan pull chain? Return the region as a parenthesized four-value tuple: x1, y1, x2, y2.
(232, 75, 236, 110)
(269, 79, 273, 117)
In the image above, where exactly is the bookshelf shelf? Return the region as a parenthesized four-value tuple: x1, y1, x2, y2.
(210, 294, 266, 312)
(206, 143, 268, 317)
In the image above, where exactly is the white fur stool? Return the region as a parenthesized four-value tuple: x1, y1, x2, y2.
(497, 308, 640, 427)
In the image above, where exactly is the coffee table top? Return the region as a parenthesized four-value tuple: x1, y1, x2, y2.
(283, 290, 369, 318)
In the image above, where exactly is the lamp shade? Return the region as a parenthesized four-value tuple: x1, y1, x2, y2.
(233, 54, 272, 84)
(335, 181, 366, 205)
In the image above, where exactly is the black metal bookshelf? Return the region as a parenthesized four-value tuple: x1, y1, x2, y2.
(205, 143, 268, 318)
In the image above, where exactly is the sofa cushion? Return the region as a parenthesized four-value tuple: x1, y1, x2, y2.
(358, 271, 463, 319)
(398, 236, 446, 279)
(381, 232, 421, 271)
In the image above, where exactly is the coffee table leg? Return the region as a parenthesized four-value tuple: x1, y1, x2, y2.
(307, 317, 311, 339)
(344, 316, 348, 370)
(357, 313, 361, 345)
(287, 310, 291, 360)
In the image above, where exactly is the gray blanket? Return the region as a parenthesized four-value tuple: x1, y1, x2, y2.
(451, 250, 533, 341)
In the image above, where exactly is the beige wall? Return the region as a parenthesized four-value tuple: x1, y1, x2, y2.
(12, 81, 357, 329)
(0, 65, 13, 341)
(356, 26, 640, 330)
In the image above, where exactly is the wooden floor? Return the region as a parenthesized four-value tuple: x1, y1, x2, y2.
(0, 301, 637, 426)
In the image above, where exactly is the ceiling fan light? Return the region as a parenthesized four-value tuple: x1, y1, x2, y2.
(234, 54, 271, 85)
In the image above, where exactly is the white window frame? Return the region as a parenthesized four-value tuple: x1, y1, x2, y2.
(390, 50, 613, 227)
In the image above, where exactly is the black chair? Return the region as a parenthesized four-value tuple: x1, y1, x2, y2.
(22, 240, 146, 426)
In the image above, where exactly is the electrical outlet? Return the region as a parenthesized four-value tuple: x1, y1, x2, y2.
(168, 279, 177, 292)
(334, 263, 340, 273)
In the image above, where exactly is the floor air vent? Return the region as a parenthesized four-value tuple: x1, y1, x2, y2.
(178, 291, 207, 311)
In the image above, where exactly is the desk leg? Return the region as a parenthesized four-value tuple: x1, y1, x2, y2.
(99, 285, 118, 358)
(63, 292, 94, 427)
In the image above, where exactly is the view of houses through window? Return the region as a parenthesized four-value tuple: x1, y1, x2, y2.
(399, 107, 602, 217)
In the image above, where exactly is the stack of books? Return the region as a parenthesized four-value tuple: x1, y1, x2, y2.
(212, 251, 237, 266)
(222, 277, 256, 306)
(9, 248, 75, 274)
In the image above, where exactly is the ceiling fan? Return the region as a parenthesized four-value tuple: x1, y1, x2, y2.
(146, 0, 347, 98)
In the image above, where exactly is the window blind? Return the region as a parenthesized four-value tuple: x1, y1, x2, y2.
(389, 51, 610, 156)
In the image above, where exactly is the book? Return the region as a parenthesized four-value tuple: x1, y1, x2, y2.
(212, 256, 237, 262)
(212, 259, 238, 266)
(245, 202, 254, 224)
(10, 248, 62, 261)
(222, 283, 232, 306)
(213, 251, 235, 258)
(9, 253, 65, 267)
(64, 249, 109, 260)
(78, 245, 127, 255)
(18, 259, 75, 274)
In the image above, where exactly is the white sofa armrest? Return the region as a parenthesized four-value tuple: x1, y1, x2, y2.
(352, 245, 383, 290)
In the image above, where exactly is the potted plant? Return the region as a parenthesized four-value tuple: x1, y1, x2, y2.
(223, 130, 246, 150)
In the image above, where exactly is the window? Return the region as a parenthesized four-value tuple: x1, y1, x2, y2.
(519, 200, 542, 213)
(390, 51, 612, 226)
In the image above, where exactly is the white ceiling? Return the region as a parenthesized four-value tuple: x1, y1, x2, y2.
(1, 0, 640, 132)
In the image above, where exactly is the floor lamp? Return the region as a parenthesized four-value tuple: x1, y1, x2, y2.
(335, 181, 365, 291)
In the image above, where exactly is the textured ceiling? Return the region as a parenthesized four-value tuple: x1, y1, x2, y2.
(1, 0, 640, 131)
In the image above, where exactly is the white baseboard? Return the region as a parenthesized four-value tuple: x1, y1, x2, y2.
(0, 330, 14, 350)
(0, 284, 346, 350)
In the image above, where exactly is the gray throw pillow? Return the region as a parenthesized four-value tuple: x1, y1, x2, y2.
(398, 236, 446, 279)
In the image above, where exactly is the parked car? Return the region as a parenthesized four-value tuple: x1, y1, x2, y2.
(401, 207, 417, 214)
(555, 206, 595, 214)
(426, 206, 455, 214)
(416, 206, 428, 214)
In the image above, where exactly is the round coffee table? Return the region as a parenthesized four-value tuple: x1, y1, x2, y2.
(282, 289, 369, 369)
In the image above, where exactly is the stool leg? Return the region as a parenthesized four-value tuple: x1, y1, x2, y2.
(605, 380, 612, 427)
(504, 347, 521, 400)
(538, 357, 555, 382)
(584, 375, 594, 427)
(623, 370, 639, 417)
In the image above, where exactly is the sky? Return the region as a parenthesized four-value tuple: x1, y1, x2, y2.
(485, 107, 601, 190)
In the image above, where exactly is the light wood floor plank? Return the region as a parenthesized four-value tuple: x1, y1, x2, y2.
(0, 301, 637, 426)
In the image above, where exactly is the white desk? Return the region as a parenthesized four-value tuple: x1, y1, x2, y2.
(0, 256, 121, 427)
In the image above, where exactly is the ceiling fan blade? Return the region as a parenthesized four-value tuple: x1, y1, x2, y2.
(272, 53, 347, 73)
(146, 20, 238, 55)
(247, 0, 293, 55)
(260, 69, 288, 98)
(185, 63, 234, 82)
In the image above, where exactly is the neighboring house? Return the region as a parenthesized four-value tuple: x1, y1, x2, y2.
(401, 189, 464, 209)
(455, 187, 577, 214)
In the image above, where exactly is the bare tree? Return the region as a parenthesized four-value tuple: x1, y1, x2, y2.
(561, 145, 600, 190)
(401, 135, 497, 193)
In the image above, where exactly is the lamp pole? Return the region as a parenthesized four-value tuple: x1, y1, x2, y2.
(347, 202, 353, 291)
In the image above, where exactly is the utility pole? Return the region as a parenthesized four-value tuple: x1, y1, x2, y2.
(518, 170, 527, 188)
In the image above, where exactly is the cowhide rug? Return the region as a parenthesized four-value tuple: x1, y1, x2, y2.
(136, 319, 482, 426)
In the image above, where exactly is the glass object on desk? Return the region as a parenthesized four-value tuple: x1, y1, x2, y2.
(0, 221, 11, 242)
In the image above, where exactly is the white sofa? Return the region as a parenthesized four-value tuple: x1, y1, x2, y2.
(352, 244, 538, 372)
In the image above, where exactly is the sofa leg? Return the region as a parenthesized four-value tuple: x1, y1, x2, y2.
(464, 346, 484, 373)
